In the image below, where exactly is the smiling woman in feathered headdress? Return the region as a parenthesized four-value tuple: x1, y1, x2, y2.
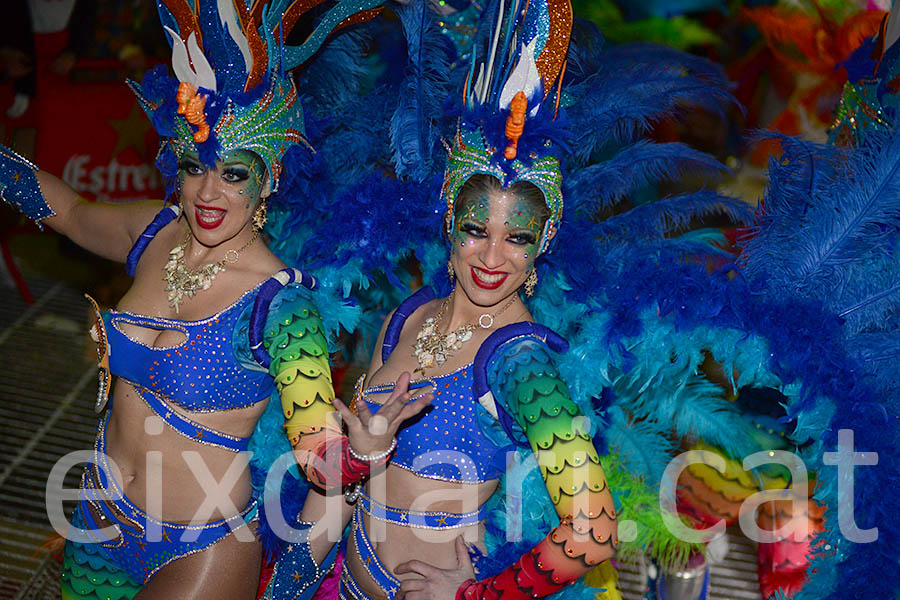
(0, 1, 387, 598)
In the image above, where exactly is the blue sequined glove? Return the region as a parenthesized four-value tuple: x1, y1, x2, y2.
(264, 519, 339, 600)
(0, 145, 54, 228)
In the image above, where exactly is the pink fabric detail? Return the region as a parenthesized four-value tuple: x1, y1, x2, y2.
(312, 548, 344, 599)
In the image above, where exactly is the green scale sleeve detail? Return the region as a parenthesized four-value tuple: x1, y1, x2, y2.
(264, 301, 330, 376)
(490, 337, 593, 447)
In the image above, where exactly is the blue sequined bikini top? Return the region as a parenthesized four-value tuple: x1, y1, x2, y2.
(102, 287, 274, 412)
(101, 207, 274, 412)
(359, 287, 512, 484)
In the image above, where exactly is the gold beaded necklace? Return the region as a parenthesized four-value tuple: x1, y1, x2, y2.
(163, 228, 259, 313)
(412, 291, 518, 373)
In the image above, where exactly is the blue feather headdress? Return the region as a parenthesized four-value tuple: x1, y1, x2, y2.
(274, 1, 746, 284)
(439, 0, 572, 253)
(129, 0, 383, 197)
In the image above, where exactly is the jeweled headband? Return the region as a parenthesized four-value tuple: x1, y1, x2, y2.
(441, 122, 564, 254)
(130, 0, 382, 193)
(441, 0, 571, 254)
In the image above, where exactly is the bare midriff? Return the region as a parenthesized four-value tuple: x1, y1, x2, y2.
(99, 377, 267, 523)
(345, 465, 498, 600)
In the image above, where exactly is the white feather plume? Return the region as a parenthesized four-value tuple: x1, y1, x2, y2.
(188, 33, 216, 91)
(498, 39, 541, 113)
(166, 26, 193, 85)
(165, 27, 217, 92)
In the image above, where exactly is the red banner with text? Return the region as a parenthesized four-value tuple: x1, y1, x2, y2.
(35, 76, 162, 203)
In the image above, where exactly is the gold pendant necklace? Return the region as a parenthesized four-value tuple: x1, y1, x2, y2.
(412, 291, 518, 373)
(163, 229, 259, 313)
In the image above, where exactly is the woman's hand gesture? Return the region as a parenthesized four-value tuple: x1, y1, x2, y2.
(332, 371, 432, 457)
(395, 536, 476, 599)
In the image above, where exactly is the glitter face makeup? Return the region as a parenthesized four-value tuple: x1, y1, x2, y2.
(178, 149, 268, 244)
(450, 189, 543, 306)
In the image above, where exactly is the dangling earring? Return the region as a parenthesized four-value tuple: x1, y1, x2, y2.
(447, 259, 455, 279)
(253, 201, 268, 232)
(524, 268, 538, 297)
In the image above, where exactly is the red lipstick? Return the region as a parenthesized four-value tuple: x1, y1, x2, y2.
(195, 205, 226, 230)
(471, 266, 509, 290)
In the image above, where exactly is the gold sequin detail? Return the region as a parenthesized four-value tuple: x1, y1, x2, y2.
(534, 0, 572, 99)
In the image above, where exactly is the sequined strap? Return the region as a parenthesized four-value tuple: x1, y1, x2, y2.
(359, 490, 487, 530)
(352, 504, 401, 599)
(340, 564, 384, 600)
(133, 384, 250, 452)
(381, 286, 435, 363)
(78, 468, 128, 546)
(126, 205, 181, 276)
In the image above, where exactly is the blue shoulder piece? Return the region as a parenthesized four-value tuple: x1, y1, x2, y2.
(381, 285, 435, 363)
(473, 322, 568, 447)
(243, 270, 319, 559)
(126, 205, 180, 276)
(249, 268, 319, 368)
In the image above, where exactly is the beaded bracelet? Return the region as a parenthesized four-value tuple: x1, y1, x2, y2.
(344, 481, 362, 504)
(455, 579, 477, 600)
(348, 437, 397, 462)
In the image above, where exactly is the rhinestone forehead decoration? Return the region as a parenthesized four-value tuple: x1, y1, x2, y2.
(441, 124, 563, 254)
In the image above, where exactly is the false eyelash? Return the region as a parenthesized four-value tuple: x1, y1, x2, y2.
(223, 170, 250, 181)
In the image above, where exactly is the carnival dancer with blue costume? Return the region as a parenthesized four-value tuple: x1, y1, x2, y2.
(0, 1, 408, 598)
(266, 0, 900, 598)
(263, 0, 752, 597)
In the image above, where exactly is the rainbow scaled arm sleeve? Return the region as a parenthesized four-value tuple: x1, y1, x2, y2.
(265, 290, 370, 489)
(459, 339, 617, 599)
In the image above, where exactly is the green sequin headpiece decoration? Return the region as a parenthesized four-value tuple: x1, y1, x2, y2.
(129, 0, 382, 192)
(441, 122, 563, 254)
(440, 0, 571, 254)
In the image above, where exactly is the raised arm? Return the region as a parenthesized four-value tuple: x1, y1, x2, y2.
(263, 290, 356, 489)
(1, 145, 162, 262)
(263, 288, 428, 490)
(458, 339, 617, 599)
